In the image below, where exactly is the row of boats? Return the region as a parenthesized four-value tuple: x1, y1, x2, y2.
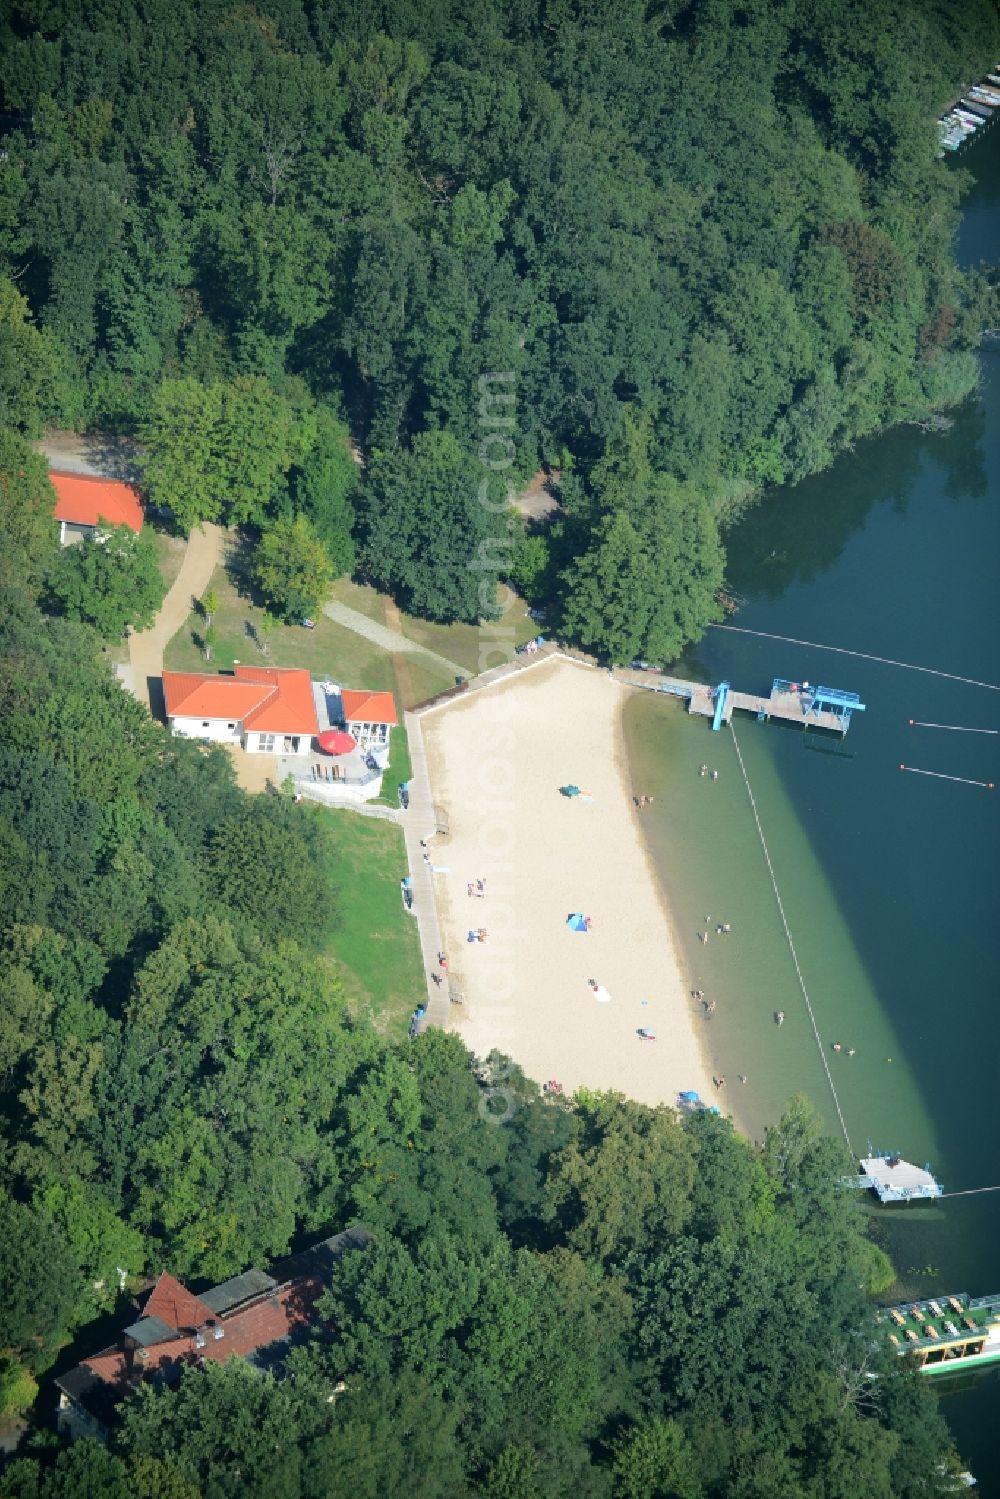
(939, 66, 1000, 152)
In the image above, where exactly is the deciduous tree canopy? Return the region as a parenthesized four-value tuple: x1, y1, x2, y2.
(3, 0, 995, 652)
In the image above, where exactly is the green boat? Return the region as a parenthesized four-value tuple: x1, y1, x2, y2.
(880, 1292, 1000, 1375)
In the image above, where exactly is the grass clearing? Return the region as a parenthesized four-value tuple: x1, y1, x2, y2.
(375, 725, 413, 807)
(310, 806, 423, 1038)
(333, 577, 540, 676)
(164, 563, 399, 693)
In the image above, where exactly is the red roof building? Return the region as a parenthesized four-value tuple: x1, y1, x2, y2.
(50, 471, 143, 545)
(55, 1228, 372, 1442)
(161, 666, 320, 756)
(340, 689, 398, 749)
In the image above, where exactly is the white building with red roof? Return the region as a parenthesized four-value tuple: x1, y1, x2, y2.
(340, 688, 398, 749)
(161, 666, 320, 756)
(50, 471, 144, 546)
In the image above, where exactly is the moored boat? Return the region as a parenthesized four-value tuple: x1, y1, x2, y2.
(881, 1293, 1000, 1376)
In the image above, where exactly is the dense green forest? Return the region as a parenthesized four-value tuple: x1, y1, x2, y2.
(0, 453, 978, 1493)
(2, 0, 1000, 657)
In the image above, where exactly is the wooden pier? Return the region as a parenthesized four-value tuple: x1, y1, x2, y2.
(618, 670, 865, 735)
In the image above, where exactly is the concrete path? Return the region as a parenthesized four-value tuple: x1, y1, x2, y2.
(323, 599, 465, 682)
(401, 710, 450, 1027)
(128, 524, 225, 712)
(35, 430, 143, 482)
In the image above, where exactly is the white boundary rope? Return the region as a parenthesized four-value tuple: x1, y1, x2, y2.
(729, 720, 853, 1154)
(709, 623, 1000, 692)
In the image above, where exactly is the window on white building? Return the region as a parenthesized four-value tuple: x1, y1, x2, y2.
(258, 733, 276, 752)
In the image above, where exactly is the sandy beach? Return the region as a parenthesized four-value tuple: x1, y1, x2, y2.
(420, 656, 715, 1107)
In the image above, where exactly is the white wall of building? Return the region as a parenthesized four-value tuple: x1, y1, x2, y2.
(169, 715, 241, 745)
(245, 730, 313, 755)
(347, 719, 392, 747)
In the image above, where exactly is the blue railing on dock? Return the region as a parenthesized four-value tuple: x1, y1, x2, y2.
(711, 682, 729, 732)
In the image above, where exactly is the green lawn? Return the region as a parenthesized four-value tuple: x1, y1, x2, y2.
(164, 563, 537, 713)
(333, 577, 540, 675)
(310, 807, 423, 1038)
(164, 563, 401, 693)
(375, 724, 413, 808)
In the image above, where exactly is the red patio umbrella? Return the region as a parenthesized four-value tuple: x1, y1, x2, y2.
(317, 728, 357, 755)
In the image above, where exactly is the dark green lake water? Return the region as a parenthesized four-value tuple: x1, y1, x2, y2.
(627, 126, 1000, 1485)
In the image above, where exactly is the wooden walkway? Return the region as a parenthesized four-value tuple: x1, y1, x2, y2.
(616, 671, 852, 734)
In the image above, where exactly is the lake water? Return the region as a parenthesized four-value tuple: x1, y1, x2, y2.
(626, 126, 1000, 1486)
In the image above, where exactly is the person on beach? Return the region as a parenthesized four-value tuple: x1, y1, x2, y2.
(832, 1041, 842, 1052)
(438, 952, 448, 970)
(476, 878, 485, 893)
(847, 1047, 856, 1056)
(699, 765, 708, 777)
(714, 1075, 726, 1088)
(711, 770, 719, 781)
(775, 1010, 785, 1025)
(700, 932, 709, 944)
(739, 1074, 747, 1084)
(692, 989, 704, 1000)
(704, 999, 716, 1016)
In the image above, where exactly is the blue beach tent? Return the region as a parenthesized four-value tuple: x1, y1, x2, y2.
(566, 913, 589, 932)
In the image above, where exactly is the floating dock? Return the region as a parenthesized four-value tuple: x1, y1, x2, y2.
(643, 673, 865, 735)
(880, 1291, 1000, 1375)
(842, 1153, 944, 1203)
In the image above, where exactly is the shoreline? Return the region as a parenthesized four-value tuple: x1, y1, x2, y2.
(420, 657, 716, 1110)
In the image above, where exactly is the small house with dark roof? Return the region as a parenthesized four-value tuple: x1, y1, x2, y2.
(50, 471, 144, 546)
(55, 1226, 372, 1443)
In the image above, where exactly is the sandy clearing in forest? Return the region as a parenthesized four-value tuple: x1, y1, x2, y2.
(421, 656, 716, 1107)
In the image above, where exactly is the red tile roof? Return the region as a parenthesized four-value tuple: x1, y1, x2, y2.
(161, 667, 319, 736)
(50, 471, 143, 533)
(235, 666, 320, 734)
(142, 1272, 215, 1331)
(56, 1228, 372, 1430)
(79, 1280, 324, 1392)
(340, 689, 397, 727)
(161, 673, 272, 722)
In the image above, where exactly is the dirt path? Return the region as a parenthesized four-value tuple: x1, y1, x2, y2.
(323, 598, 464, 681)
(126, 524, 225, 711)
